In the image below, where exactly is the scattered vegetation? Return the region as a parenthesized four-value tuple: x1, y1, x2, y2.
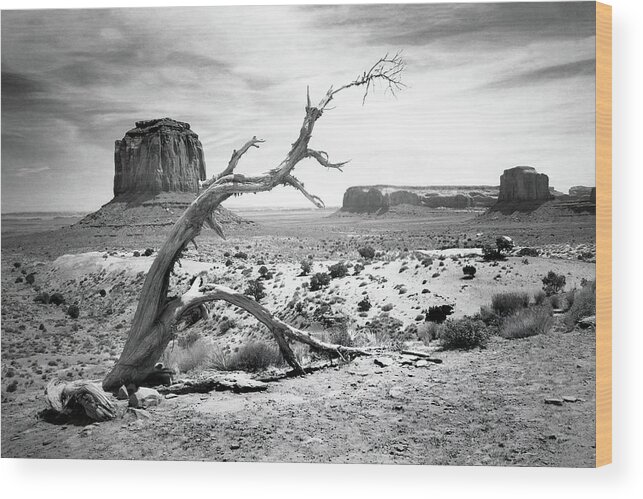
(328, 262, 349, 279)
(499, 307, 553, 339)
(309, 272, 331, 291)
(462, 265, 476, 278)
(299, 259, 312, 276)
(491, 292, 529, 316)
(357, 296, 372, 312)
(357, 246, 376, 259)
(439, 317, 490, 350)
(542, 271, 566, 296)
(244, 279, 266, 302)
(425, 304, 454, 323)
(564, 280, 596, 329)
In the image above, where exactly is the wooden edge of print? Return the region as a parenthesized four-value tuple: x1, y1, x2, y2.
(595, 1, 612, 468)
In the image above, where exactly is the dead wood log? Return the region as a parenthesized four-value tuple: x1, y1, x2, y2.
(101, 54, 405, 392)
(45, 378, 117, 421)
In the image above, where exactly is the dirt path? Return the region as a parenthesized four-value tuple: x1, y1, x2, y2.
(2, 325, 595, 466)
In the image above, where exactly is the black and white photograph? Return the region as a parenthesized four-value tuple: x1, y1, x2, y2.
(2, 1, 599, 467)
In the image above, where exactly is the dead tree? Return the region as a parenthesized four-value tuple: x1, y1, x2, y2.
(96, 54, 405, 392)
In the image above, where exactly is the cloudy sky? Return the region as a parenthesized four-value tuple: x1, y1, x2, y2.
(1, 1, 596, 212)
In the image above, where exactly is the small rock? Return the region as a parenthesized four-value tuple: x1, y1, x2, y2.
(129, 387, 162, 408)
(374, 357, 394, 368)
(165, 393, 178, 399)
(577, 316, 596, 329)
(116, 385, 129, 400)
(388, 386, 404, 399)
(562, 396, 580, 403)
(544, 398, 564, 406)
(230, 443, 241, 450)
(415, 360, 429, 368)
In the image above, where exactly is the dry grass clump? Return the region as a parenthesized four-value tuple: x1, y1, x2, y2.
(224, 342, 285, 372)
(499, 307, 553, 339)
(163, 337, 214, 374)
(564, 280, 596, 330)
(439, 317, 490, 350)
(491, 292, 529, 316)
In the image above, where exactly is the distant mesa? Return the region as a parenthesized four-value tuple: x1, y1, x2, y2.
(497, 166, 552, 203)
(568, 185, 596, 201)
(341, 185, 498, 214)
(113, 118, 206, 198)
(78, 118, 250, 229)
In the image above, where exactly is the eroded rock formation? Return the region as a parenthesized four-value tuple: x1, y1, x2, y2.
(113, 118, 206, 197)
(497, 166, 552, 202)
(569, 186, 595, 198)
(341, 185, 498, 213)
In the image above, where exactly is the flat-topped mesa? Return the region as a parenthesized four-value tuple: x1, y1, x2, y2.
(341, 185, 498, 213)
(113, 118, 206, 197)
(498, 166, 552, 202)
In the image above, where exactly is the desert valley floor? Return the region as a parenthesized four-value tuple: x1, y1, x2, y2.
(1, 206, 596, 466)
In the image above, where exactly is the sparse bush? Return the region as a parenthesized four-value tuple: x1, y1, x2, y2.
(353, 263, 364, 275)
(534, 290, 547, 306)
(417, 322, 441, 344)
(518, 247, 540, 257)
(226, 342, 284, 372)
(564, 281, 596, 329)
(244, 279, 266, 302)
(309, 272, 331, 291)
(67, 304, 80, 319)
(219, 318, 236, 334)
(164, 337, 213, 374)
(34, 292, 50, 304)
(178, 330, 202, 348)
(491, 292, 529, 316)
(50, 292, 65, 305)
(496, 236, 514, 254)
(421, 257, 434, 267)
(358, 246, 375, 259)
(439, 317, 490, 350)
(542, 271, 566, 296)
(482, 245, 503, 261)
(258, 265, 269, 277)
(300, 259, 312, 276)
(328, 262, 349, 279)
(357, 296, 372, 312)
(233, 251, 248, 260)
(500, 307, 553, 339)
(462, 265, 476, 278)
(425, 304, 454, 323)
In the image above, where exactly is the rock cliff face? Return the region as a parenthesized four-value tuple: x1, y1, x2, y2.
(113, 118, 206, 197)
(341, 185, 498, 213)
(497, 166, 552, 202)
(568, 186, 595, 198)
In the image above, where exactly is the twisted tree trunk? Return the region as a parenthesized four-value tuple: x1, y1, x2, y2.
(101, 54, 405, 393)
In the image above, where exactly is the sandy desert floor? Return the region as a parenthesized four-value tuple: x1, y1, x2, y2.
(1, 206, 597, 466)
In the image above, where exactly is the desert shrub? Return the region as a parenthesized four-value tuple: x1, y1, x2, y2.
(353, 263, 364, 275)
(328, 262, 349, 279)
(329, 324, 354, 347)
(309, 272, 331, 291)
(518, 247, 540, 257)
(533, 290, 547, 306)
(163, 337, 213, 374)
(143, 248, 154, 257)
(258, 265, 269, 277)
(67, 304, 80, 319)
(381, 303, 394, 312)
(34, 292, 50, 304)
(549, 294, 563, 309)
(50, 292, 65, 305)
(358, 246, 375, 259)
(421, 257, 434, 267)
(226, 342, 284, 372)
(482, 245, 503, 261)
(425, 304, 454, 323)
(219, 318, 237, 334)
(417, 322, 441, 344)
(542, 271, 566, 296)
(244, 279, 266, 302)
(496, 236, 514, 254)
(462, 265, 477, 278)
(491, 292, 529, 316)
(500, 307, 553, 339)
(357, 296, 372, 312)
(439, 317, 490, 350)
(564, 281, 596, 329)
(178, 329, 202, 348)
(233, 251, 248, 260)
(300, 259, 312, 276)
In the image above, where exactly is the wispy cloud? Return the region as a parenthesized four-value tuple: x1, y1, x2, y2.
(1, 3, 597, 212)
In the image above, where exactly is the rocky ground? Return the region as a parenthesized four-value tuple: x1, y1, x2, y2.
(1, 205, 597, 465)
